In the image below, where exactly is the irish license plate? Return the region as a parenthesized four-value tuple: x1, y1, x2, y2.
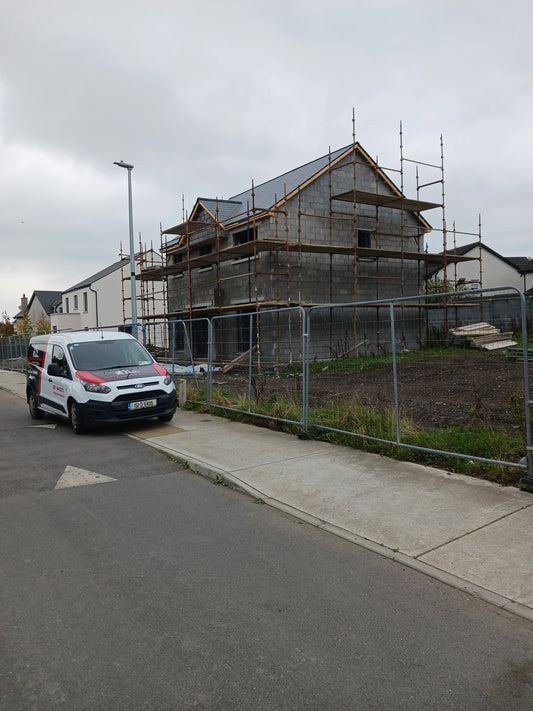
(128, 398, 157, 411)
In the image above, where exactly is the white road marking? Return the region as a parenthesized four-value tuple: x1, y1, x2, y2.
(55, 465, 117, 489)
(30, 424, 57, 429)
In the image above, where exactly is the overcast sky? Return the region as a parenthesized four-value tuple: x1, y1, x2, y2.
(1, 0, 531, 318)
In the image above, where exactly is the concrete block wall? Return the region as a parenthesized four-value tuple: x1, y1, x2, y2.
(167, 151, 430, 317)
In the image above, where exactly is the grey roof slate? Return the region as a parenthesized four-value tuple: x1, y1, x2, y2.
(196, 199, 243, 223)
(225, 146, 351, 225)
(426, 242, 533, 279)
(63, 258, 129, 294)
(186, 146, 352, 230)
(28, 290, 63, 314)
(507, 257, 533, 273)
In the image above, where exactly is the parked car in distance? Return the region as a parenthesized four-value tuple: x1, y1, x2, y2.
(27, 331, 177, 434)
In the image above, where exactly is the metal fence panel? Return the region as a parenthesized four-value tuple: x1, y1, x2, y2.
(2, 292, 531, 482)
(0, 332, 45, 371)
(308, 287, 532, 481)
(200, 307, 307, 426)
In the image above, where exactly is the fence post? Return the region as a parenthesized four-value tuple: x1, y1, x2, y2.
(302, 308, 309, 432)
(247, 312, 253, 413)
(170, 321, 175, 376)
(518, 292, 533, 491)
(390, 302, 401, 444)
(207, 318, 213, 407)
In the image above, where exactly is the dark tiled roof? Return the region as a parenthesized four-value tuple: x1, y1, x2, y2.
(225, 146, 351, 224)
(196, 199, 244, 223)
(426, 242, 533, 279)
(507, 257, 533, 273)
(179, 146, 353, 235)
(28, 290, 63, 315)
(63, 258, 129, 294)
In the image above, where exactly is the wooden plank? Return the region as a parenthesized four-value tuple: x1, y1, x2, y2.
(480, 340, 518, 351)
(220, 345, 259, 373)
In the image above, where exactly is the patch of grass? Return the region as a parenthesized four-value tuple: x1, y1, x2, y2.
(185, 385, 526, 487)
(282, 345, 475, 377)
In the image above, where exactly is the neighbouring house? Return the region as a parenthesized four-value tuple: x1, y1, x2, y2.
(13, 291, 62, 332)
(141, 142, 471, 360)
(50, 251, 166, 348)
(426, 242, 533, 293)
(507, 256, 533, 292)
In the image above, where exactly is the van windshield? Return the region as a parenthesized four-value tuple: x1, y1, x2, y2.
(67, 339, 153, 371)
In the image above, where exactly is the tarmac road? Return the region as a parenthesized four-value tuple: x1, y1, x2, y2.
(1, 388, 533, 709)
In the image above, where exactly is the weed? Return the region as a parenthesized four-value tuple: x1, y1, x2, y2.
(251, 376, 266, 400)
(182, 349, 529, 488)
(468, 397, 483, 425)
(508, 391, 524, 420)
(213, 475, 227, 486)
(281, 346, 470, 378)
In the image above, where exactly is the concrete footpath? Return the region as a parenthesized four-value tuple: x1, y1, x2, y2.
(2, 368, 533, 621)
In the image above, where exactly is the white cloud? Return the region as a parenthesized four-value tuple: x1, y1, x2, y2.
(1, 0, 532, 317)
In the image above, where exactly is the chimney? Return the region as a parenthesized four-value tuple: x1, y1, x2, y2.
(20, 294, 28, 312)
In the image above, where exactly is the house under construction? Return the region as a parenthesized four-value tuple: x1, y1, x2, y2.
(136, 125, 480, 362)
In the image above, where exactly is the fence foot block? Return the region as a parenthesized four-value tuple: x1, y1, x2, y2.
(519, 476, 533, 494)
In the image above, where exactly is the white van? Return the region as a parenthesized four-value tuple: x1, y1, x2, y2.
(26, 331, 177, 434)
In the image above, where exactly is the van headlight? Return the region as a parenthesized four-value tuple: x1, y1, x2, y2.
(82, 382, 111, 394)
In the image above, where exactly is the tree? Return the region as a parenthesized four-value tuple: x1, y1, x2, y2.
(35, 310, 51, 334)
(19, 309, 34, 334)
(0, 311, 15, 337)
(425, 277, 469, 301)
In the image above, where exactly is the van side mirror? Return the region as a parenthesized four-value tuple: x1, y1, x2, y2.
(47, 363, 61, 377)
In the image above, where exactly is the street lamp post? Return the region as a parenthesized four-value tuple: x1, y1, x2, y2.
(113, 161, 137, 337)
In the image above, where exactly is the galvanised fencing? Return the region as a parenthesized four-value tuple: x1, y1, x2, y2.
(1, 288, 531, 484)
(0, 331, 47, 371)
(207, 307, 307, 427)
(166, 287, 532, 486)
(307, 287, 532, 487)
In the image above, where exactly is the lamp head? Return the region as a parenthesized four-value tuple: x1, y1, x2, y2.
(113, 161, 134, 170)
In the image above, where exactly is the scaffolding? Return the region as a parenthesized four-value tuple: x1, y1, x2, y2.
(119, 238, 169, 351)
(134, 117, 482, 358)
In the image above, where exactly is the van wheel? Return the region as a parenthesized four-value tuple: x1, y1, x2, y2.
(158, 413, 174, 423)
(69, 401, 86, 434)
(28, 392, 44, 420)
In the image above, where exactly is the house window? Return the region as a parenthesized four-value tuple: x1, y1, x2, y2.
(237, 313, 257, 352)
(198, 243, 213, 272)
(65, 298, 69, 313)
(357, 230, 372, 248)
(192, 320, 208, 359)
(83, 292, 88, 312)
(174, 323, 185, 351)
(73, 294, 79, 310)
(232, 227, 257, 264)
(232, 226, 256, 246)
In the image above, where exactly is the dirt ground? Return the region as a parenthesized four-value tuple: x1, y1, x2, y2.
(214, 350, 532, 435)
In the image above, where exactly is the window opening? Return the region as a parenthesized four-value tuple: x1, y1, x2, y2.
(357, 230, 372, 248)
(232, 227, 256, 246)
